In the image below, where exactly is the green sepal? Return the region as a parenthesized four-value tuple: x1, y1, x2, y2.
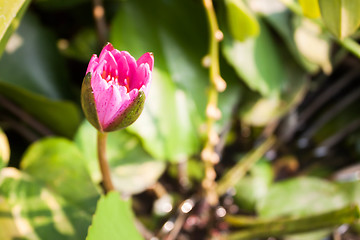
(103, 91, 146, 132)
(81, 72, 102, 131)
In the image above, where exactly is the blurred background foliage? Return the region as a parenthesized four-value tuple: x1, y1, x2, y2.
(1, 0, 360, 239)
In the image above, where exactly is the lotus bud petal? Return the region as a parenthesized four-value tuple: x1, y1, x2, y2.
(81, 43, 153, 132)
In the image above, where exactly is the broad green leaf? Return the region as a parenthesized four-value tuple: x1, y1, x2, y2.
(257, 177, 349, 218)
(336, 180, 360, 233)
(255, 0, 320, 73)
(237, 51, 307, 126)
(222, 13, 307, 125)
(256, 178, 360, 240)
(21, 138, 100, 214)
(319, 0, 360, 39)
(0, 82, 81, 138)
(299, 0, 321, 18)
(222, 19, 284, 98)
(0, 128, 10, 169)
(240, 71, 306, 126)
(0, 199, 21, 239)
(0, 0, 30, 57)
(110, 0, 207, 161)
(0, 167, 92, 240)
(234, 160, 273, 211)
(338, 180, 360, 206)
(225, 0, 260, 42)
(74, 120, 166, 195)
(0, 12, 71, 99)
(86, 191, 143, 240)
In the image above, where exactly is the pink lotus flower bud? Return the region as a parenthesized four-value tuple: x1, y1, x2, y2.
(81, 43, 153, 132)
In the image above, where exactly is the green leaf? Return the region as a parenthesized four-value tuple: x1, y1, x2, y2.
(222, 19, 285, 98)
(234, 160, 273, 211)
(299, 0, 321, 19)
(222, 12, 307, 125)
(0, 12, 71, 99)
(319, 0, 360, 39)
(227, 205, 359, 240)
(74, 120, 166, 195)
(0, 0, 30, 57)
(0, 82, 81, 138)
(86, 191, 143, 240)
(21, 137, 100, 214)
(336, 180, 360, 233)
(238, 57, 307, 126)
(0, 128, 10, 169)
(110, 0, 209, 161)
(0, 198, 21, 239)
(257, 177, 349, 218)
(0, 167, 92, 239)
(258, 2, 320, 73)
(338, 180, 360, 207)
(225, 0, 260, 42)
(256, 178, 360, 239)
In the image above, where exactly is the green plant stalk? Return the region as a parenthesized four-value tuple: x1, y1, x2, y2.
(201, 0, 223, 205)
(97, 131, 115, 193)
(279, 0, 360, 59)
(216, 136, 276, 195)
(226, 205, 360, 240)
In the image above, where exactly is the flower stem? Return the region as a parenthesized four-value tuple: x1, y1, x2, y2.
(201, 0, 225, 206)
(97, 131, 114, 193)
